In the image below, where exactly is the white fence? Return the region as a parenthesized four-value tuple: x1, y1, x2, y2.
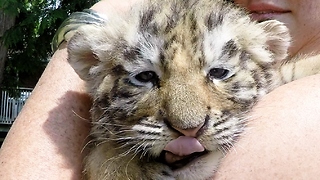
(0, 88, 33, 124)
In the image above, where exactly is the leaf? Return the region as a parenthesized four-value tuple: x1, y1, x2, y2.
(0, 0, 21, 16)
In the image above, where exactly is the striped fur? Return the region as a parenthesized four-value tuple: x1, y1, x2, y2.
(67, 0, 320, 179)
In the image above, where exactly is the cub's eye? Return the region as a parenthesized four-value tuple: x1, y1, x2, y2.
(135, 71, 158, 83)
(208, 68, 230, 80)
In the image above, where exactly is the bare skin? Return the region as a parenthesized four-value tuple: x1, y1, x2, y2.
(0, 43, 91, 179)
(215, 74, 320, 179)
(0, 0, 320, 179)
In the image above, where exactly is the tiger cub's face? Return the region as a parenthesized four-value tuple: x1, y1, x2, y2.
(68, 0, 290, 179)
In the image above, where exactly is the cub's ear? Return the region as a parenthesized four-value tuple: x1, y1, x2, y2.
(67, 25, 103, 81)
(259, 20, 291, 61)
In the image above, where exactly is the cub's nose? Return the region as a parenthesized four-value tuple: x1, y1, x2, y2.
(172, 122, 205, 137)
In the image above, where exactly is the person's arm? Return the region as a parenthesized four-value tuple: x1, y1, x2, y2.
(215, 73, 320, 179)
(0, 43, 91, 179)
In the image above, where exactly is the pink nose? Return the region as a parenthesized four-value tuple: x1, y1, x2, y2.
(172, 122, 204, 137)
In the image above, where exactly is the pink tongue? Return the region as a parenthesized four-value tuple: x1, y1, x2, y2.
(164, 136, 205, 157)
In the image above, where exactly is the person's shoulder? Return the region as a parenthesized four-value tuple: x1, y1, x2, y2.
(252, 73, 320, 118)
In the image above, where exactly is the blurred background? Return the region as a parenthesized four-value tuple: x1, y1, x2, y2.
(0, 0, 98, 147)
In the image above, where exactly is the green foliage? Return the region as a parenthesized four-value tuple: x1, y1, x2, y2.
(0, 0, 98, 88)
(0, 0, 21, 17)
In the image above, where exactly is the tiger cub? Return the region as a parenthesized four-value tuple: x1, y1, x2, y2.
(67, 0, 320, 179)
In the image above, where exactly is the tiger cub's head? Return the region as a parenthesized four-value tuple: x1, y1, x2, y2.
(68, 0, 290, 178)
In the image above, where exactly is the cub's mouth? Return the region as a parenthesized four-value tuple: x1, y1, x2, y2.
(159, 136, 208, 170)
(160, 150, 208, 170)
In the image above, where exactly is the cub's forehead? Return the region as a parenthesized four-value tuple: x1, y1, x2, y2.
(123, 25, 244, 71)
(118, 0, 260, 72)
(122, 29, 243, 78)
